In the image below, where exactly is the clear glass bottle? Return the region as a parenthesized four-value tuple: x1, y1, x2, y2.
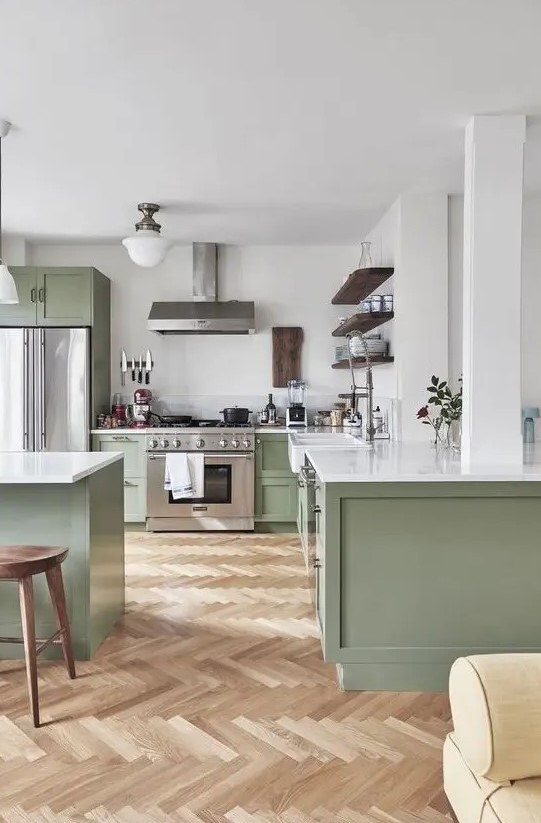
(265, 393, 277, 424)
(358, 241, 373, 269)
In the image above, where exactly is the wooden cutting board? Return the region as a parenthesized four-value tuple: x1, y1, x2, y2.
(272, 327, 303, 387)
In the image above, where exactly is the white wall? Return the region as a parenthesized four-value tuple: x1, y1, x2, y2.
(449, 193, 541, 418)
(363, 194, 449, 441)
(27, 242, 396, 412)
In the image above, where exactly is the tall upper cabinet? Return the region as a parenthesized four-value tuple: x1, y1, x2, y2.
(0, 266, 111, 421)
(0, 267, 102, 326)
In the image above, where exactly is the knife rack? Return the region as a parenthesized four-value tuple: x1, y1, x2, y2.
(122, 359, 154, 371)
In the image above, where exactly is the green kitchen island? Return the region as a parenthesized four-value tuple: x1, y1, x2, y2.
(305, 442, 541, 691)
(0, 451, 124, 660)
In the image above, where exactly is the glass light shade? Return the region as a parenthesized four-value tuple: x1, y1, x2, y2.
(0, 261, 18, 303)
(122, 230, 170, 268)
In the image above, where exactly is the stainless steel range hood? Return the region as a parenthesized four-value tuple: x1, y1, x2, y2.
(148, 243, 255, 335)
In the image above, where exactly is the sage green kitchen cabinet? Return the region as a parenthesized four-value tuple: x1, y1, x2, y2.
(0, 267, 111, 423)
(37, 268, 93, 325)
(255, 434, 298, 529)
(92, 433, 147, 522)
(0, 267, 102, 327)
(315, 478, 541, 691)
(255, 476, 298, 523)
(0, 267, 38, 325)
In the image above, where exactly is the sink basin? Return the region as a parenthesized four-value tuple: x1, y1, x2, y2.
(288, 431, 369, 473)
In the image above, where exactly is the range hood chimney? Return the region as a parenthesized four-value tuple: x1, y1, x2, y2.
(148, 243, 255, 335)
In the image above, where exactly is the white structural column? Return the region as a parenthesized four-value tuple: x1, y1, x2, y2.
(462, 115, 525, 465)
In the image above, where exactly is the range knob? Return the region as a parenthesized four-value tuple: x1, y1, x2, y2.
(160, 439, 169, 449)
(242, 438, 251, 449)
(196, 438, 205, 449)
(172, 439, 182, 448)
(219, 438, 228, 448)
(148, 438, 158, 449)
(231, 438, 240, 449)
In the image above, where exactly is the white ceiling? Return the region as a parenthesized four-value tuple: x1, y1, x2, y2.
(2, 0, 541, 245)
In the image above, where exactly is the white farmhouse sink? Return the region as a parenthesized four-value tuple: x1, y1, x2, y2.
(288, 431, 369, 473)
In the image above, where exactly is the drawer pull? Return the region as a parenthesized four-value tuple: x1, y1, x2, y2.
(312, 505, 321, 514)
(312, 557, 321, 568)
(124, 481, 137, 487)
(112, 436, 131, 441)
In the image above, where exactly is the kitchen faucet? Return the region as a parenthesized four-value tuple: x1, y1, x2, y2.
(339, 331, 375, 443)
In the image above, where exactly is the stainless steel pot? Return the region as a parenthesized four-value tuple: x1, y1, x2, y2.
(220, 407, 252, 425)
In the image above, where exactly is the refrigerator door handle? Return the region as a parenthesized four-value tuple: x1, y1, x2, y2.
(39, 328, 45, 450)
(23, 329, 30, 450)
(33, 329, 46, 451)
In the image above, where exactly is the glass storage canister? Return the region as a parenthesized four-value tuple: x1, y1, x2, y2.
(382, 294, 394, 313)
(371, 294, 383, 313)
(360, 298, 372, 313)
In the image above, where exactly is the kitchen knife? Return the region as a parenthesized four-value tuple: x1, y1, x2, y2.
(121, 349, 128, 387)
(145, 349, 152, 385)
(138, 355, 143, 384)
(131, 356, 136, 382)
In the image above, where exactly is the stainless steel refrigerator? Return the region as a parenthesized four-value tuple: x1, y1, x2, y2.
(0, 328, 90, 451)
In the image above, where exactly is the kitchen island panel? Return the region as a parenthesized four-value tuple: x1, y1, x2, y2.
(0, 459, 124, 660)
(320, 479, 541, 690)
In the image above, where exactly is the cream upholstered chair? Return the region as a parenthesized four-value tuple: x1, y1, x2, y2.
(444, 654, 541, 822)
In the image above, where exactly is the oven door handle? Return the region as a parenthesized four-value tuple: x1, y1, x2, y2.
(147, 453, 253, 460)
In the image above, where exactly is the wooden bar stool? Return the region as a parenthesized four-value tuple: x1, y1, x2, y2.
(0, 546, 76, 727)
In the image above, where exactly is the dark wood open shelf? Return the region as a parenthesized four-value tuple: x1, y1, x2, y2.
(331, 311, 394, 336)
(331, 267, 394, 305)
(332, 356, 394, 369)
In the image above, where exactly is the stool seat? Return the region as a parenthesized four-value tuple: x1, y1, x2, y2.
(0, 546, 68, 579)
(0, 544, 75, 727)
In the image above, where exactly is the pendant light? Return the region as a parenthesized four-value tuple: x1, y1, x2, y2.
(0, 120, 18, 304)
(122, 202, 170, 268)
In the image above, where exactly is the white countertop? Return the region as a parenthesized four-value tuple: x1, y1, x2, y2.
(306, 441, 541, 483)
(0, 451, 123, 483)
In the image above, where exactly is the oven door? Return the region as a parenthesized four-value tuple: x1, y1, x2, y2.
(147, 452, 254, 522)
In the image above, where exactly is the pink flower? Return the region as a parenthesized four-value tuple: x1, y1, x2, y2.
(417, 405, 429, 419)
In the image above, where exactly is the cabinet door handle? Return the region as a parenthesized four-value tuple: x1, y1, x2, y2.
(38, 287, 45, 303)
(124, 481, 137, 487)
(312, 557, 321, 568)
(30, 287, 37, 303)
(255, 438, 261, 446)
(312, 505, 321, 514)
(297, 478, 305, 488)
(112, 435, 132, 441)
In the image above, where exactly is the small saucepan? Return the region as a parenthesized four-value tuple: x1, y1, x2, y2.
(220, 407, 252, 425)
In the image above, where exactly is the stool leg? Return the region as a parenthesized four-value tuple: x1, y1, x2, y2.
(45, 565, 75, 680)
(18, 576, 39, 728)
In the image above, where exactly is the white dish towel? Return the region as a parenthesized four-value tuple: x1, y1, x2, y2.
(164, 453, 205, 500)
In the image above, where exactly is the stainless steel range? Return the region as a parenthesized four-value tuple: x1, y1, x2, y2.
(145, 425, 255, 532)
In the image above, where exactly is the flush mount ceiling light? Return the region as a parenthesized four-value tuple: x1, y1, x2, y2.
(122, 203, 170, 268)
(0, 119, 18, 304)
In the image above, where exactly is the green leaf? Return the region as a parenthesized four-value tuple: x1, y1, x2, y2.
(427, 386, 438, 393)
(438, 381, 447, 390)
(431, 375, 438, 386)
(421, 420, 430, 425)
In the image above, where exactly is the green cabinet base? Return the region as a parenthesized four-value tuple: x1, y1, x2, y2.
(0, 461, 124, 661)
(319, 480, 541, 691)
(255, 433, 298, 528)
(338, 662, 451, 692)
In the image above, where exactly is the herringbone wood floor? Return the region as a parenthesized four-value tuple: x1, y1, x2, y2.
(0, 532, 452, 822)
